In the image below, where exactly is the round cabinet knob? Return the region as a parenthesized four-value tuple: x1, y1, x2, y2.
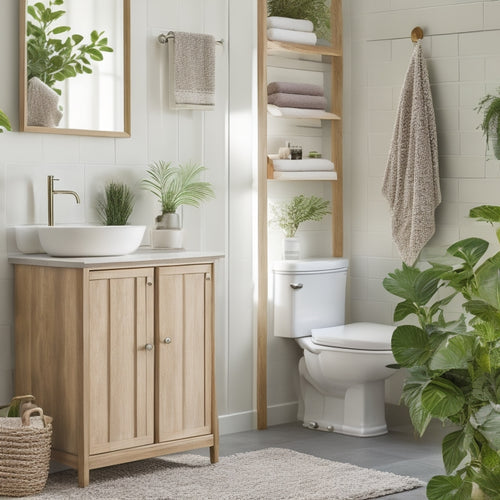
(147, 281, 153, 287)
(145, 343, 154, 351)
(163, 337, 172, 344)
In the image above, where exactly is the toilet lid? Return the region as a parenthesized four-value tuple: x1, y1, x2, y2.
(311, 322, 394, 350)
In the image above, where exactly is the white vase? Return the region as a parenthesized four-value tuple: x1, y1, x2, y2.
(151, 228, 183, 249)
(156, 212, 181, 229)
(283, 237, 300, 260)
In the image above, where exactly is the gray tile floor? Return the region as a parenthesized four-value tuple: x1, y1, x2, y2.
(203, 420, 448, 499)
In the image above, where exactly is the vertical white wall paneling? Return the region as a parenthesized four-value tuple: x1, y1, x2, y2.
(348, 0, 500, 410)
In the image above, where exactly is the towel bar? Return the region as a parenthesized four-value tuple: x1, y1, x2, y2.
(158, 32, 224, 46)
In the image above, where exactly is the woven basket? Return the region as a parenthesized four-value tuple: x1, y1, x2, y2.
(0, 407, 53, 497)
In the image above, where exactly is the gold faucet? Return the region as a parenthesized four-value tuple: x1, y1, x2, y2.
(47, 175, 81, 226)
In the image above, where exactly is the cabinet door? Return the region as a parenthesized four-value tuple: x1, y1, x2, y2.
(156, 264, 212, 442)
(88, 268, 155, 454)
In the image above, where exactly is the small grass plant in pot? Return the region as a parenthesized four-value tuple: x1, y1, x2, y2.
(269, 194, 330, 259)
(476, 88, 500, 160)
(382, 204, 500, 500)
(97, 181, 135, 226)
(142, 160, 215, 248)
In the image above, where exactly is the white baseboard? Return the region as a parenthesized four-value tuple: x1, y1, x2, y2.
(218, 401, 298, 435)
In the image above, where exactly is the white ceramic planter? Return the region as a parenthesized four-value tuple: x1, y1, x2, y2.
(156, 212, 181, 229)
(151, 228, 183, 249)
(283, 237, 300, 260)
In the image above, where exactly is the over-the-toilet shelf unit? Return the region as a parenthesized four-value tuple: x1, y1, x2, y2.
(257, 0, 343, 429)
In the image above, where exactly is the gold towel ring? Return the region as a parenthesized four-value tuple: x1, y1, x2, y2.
(411, 27, 424, 42)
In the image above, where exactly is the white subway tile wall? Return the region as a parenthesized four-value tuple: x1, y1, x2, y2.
(349, 1, 500, 403)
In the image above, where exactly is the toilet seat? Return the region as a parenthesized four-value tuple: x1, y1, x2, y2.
(311, 322, 394, 351)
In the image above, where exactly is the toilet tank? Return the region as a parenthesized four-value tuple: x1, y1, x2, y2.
(272, 258, 349, 338)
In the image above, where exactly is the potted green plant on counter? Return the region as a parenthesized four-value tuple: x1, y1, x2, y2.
(382, 205, 500, 500)
(269, 194, 330, 259)
(0, 110, 11, 132)
(142, 160, 215, 248)
(476, 88, 500, 160)
(97, 181, 135, 226)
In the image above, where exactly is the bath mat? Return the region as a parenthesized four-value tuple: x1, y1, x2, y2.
(33, 447, 424, 499)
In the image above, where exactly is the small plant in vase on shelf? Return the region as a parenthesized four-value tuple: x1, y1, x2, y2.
(142, 160, 215, 249)
(269, 194, 330, 259)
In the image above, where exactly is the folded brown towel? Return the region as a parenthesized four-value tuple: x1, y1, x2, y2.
(267, 81, 324, 96)
(267, 92, 327, 110)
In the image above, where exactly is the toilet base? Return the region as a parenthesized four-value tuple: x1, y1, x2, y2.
(298, 357, 389, 437)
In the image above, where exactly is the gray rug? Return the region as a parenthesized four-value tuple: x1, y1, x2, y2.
(33, 448, 424, 499)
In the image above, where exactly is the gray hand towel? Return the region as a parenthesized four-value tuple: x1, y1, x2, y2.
(168, 31, 215, 109)
(27, 77, 63, 127)
(267, 93, 327, 110)
(267, 81, 324, 96)
(382, 40, 441, 265)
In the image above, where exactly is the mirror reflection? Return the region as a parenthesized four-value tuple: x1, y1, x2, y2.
(20, 0, 130, 137)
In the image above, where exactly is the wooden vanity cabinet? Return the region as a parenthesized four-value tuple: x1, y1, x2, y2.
(14, 261, 218, 487)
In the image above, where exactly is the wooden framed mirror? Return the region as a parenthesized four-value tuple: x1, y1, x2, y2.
(19, 0, 130, 137)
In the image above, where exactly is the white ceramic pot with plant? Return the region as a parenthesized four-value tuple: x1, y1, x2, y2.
(142, 160, 215, 249)
(269, 194, 330, 260)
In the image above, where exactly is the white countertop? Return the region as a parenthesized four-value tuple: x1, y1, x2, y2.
(8, 248, 225, 269)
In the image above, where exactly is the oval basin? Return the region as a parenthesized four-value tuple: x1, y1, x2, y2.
(38, 225, 146, 257)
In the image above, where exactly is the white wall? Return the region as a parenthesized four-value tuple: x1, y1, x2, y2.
(0, 0, 259, 434)
(348, 0, 500, 403)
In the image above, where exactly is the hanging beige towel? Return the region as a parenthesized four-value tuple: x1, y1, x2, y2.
(168, 31, 215, 109)
(382, 40, 440, 265)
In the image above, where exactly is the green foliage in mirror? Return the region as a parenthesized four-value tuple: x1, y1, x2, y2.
(476, 88, 500, 160)
(97, 182, 135, 226)
(27, 0, 113, 95)
(142, 161, 215, 215)
(269, 195, 330, 238)
(383, 205, 500, 499)
(0, 110, 11, 132)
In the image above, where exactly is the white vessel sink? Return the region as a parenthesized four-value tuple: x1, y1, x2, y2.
(15, 225, 45, 254)
(38, 225, 146, 257)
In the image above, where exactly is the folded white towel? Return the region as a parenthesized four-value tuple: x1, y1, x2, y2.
(271, 158, 334, 172)
(168, 31, 215, 109)
(267, 105, 339, 120)
(267, 16, 314, 33)
(267, 28, 317, 46)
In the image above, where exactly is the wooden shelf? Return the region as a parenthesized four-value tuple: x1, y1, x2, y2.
(267, 104, 340, 120)
(267, 40, 342, 57)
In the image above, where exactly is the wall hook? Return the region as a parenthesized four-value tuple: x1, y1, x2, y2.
(411, 26, 424, 42)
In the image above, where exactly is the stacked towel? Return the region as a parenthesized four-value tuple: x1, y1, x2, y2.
(267, 16, 317, 45)
(267, 81, 327, 111)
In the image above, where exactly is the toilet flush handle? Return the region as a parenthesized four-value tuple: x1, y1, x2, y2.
(290, 283, 303, 290)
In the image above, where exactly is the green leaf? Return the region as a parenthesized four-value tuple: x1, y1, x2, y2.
(474, 468, 500, 498)
(391, 325, 430, 367)
(91, 30, 99, 42)
(475, 252, 500, 308)
(470, 205, 500, 224)
(442, 430, 468, 474)
(72, 34, 84, 44)
(401, 368, 433, 435)
(470, 404, 500, 451)
(393, 300, 418, 322)
(426, 474, 472, 500)
(0, 110, 12, 132)
(87, 48, 104, 61)
(446, 237, 489, 268)
(421, 378, 465, 419)
(52, 26, 71, 35)
(429, 334, 475, 371)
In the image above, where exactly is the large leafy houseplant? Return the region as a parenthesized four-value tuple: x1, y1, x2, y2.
(476, 88, 500, 160)
(26, 0, 113, 95)
(383, 205, 500, 499)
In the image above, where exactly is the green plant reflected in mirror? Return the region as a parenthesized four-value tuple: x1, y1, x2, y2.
(19, 0, 130, 137)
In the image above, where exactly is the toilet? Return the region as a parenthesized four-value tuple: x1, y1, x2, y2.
(272, 258, 396, 437)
